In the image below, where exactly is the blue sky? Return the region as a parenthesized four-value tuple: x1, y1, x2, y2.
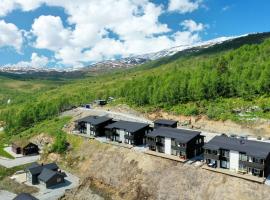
(0, 0, 269, 69)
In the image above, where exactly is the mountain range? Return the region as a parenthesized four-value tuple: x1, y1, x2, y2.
(0, 32, 269, 74)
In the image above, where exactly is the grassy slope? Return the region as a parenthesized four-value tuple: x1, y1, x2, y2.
(1, 33, 270, 136)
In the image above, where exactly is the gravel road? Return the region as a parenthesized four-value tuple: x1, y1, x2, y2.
(0, 155, 40, 168)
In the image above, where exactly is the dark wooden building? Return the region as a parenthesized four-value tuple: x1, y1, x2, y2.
(204, 135, 270, 177)
(105, 120, 151, 145)
(146, 127, 204, 160)
(154, 119, 178, 128)
(26, 162, 59, 185)
(13, 193, 38, 200)
(12, 141, 39, 155)
(38, 168, 65, 188)
(76, 116, 114, 137)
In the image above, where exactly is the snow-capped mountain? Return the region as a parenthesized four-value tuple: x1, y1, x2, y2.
(0, 33, 265, 74)
(85, 35, 244, 72)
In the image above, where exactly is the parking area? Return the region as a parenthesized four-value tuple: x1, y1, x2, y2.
(4, 146, 24, 158)
(11, 171, 79, 200)
(0, 190, 16, 200)
(0, 154, 40, 168)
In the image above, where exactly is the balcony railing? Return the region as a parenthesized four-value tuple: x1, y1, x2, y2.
(239, 160, 264, 170)
(204, 153, 220, 160)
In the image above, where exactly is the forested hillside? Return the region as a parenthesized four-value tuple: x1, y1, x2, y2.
(1, 33, 270, 136)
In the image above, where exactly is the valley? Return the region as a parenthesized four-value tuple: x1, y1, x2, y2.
(0, 32, 270, 200)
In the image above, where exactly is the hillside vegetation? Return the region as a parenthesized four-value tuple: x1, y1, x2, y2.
(1, 33, 270, 136)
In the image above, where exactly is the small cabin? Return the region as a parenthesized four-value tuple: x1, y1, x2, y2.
(154, 119, 178, 128)
(12, 141, 39, 155)
(38, 168, 65, 188)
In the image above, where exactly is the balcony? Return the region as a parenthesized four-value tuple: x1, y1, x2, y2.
(124, 134, 134, 140)
(171, 145, 186, 151)
(204, 153, 220, 160)
(239, 160, 264, 170)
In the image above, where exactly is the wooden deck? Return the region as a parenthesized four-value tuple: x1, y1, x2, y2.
(202, 165, 266, 184)
(144, 150, 187, 163)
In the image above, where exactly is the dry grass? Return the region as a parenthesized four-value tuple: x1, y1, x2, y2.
(0, 177, 38, 195)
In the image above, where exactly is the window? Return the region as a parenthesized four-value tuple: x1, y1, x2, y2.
(239, 163, 247, 172)
(239, 153, 248, 161)
(253, 168, 261, 176)
(221, 160, 229, 169)
(253, 157, 262, 164)
(221, 150, 229, 158)
(57, 178, 62, 183)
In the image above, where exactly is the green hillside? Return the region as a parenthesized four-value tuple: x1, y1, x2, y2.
(1, 33, 270, 136)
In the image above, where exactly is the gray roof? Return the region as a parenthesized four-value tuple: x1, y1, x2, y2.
(13, 193, 38, 200)
(26, 162, 58, 175)
(38, 168, 63, 183)
(154, 119, 178, 126)
(77, 116, 112, 126)
(105, 120, 149, 133)
(147, 127, 201, 143)
(204, 136, 270, 158)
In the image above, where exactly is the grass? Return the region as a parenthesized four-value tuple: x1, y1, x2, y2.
(0, 131, 14, 159)
(0, 163, 32, 180)
(0, 163, 38, 194)
(13, 116, 72, 140)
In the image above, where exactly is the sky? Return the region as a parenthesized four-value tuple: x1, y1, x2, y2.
(0, 0, 270, 70)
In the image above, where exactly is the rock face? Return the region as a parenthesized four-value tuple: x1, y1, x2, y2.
(58, 140, 270, 200)
(30, 133, 54, 150)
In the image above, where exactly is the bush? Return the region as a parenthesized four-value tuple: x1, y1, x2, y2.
(51, 131, 68, 154)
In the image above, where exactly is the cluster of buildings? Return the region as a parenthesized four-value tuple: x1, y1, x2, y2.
(75, 115, 270, 179)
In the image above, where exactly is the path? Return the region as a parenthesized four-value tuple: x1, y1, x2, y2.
(0, 155, 40, 168)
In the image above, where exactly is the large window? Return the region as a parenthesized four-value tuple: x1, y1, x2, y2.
(239, 163, 247, 172)
(220, 150, 229, 158)
(239, 153, 248, 161)
(253, 157, 263, 164)
(221, 160, 229, 169)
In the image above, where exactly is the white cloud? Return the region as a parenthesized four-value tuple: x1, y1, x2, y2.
(0, 0, 207, 68)
(32, 15, 71, 51)
(2, 53, 49, 68)
(0, 20, 23, 51)
(0, 0, 43, 16)
(168, 0, 202, 14)
(181, 19, 205, 32)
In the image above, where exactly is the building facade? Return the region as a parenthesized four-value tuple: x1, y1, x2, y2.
(146, 127, 204, 160)
(76, 116, 114, 137)
(105, 120, 151, 145)
(204, 135, 270, 177)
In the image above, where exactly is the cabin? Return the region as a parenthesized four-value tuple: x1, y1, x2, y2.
(154, 119, 178, 128)
(38, 168, 65, 188)
(26, 162, 59, 185)
(11, 141, 39, 155)
(105, 120, 151, 145)
(75, 116, 114, 137)
(204, 135, 270, 177)
(146, 127, 204, 160)
(13, 193, 38, 200)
